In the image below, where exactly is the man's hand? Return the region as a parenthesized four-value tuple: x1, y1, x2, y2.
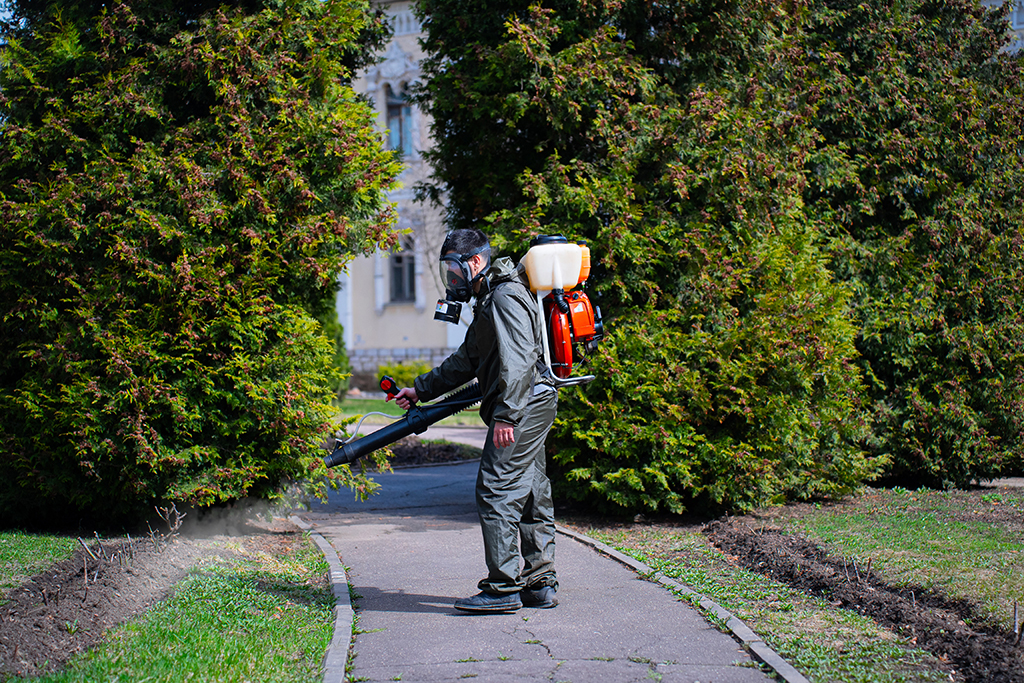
(394, 387, 419, 411)
(493, 421, 516, 449)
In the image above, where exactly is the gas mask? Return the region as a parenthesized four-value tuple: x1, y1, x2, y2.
(433, 240, 491, 324)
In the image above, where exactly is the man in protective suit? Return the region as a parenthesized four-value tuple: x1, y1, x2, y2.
(393, 228, 559, 613)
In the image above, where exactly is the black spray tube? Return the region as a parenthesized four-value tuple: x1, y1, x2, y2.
(324, 383, 483, 468)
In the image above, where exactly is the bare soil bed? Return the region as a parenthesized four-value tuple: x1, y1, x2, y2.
(0, 517, 306, 679)
(706, 518, 1024, 683)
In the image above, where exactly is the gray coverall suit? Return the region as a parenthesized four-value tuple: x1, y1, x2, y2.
(414, 257, 558, 594)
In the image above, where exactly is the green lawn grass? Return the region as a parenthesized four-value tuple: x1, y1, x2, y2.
(1, 533, 79, 598)
(764, 486, 1024, 632)
(2, 531, 333, 683)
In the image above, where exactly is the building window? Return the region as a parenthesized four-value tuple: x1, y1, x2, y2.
(386, 84, 413, 157)
(389, 9, 419, 36)
(391, 238, 415, 302)
(1015, 0, 1024, 29)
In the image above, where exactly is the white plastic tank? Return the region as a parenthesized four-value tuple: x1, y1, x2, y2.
(522, 235, 584, 292)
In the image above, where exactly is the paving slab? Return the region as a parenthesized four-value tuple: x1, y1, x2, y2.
(298, 461, 800, 683)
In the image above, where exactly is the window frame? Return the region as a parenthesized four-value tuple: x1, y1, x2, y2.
(389, 237, 416, 303)
(386, 84, 413, 157)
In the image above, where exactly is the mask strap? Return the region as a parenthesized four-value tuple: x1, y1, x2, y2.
(463, 245, 491, 286)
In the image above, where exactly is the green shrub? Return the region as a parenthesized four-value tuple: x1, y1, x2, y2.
(378, 361, 433, 390)
(417, 1, 877, 513)
(801, 0, 1024, 486)
(416, 0, 1024, 509)
(540, 76, 876, 513)
(0, 0, 401, 525)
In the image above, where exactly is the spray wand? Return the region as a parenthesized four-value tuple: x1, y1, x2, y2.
(323, 376, 482, 468)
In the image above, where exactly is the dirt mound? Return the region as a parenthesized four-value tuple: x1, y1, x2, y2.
(0, 519, 303, 679)
(705, 519, 1024, 683)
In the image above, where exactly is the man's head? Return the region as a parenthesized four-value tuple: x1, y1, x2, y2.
(439, 229, 491, 301)
(440, 228, 489, 259)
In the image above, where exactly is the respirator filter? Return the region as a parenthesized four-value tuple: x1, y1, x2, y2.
(434, 299, 462, 324)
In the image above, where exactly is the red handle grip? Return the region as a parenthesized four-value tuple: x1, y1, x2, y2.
(380, 375, 399, 401)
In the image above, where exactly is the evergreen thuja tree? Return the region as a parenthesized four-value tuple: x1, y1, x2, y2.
(416, 0, 1024, 508)
(417, 1, 875, 514)
(800, 0, 1024, 486)
(0, 0, 403, 525)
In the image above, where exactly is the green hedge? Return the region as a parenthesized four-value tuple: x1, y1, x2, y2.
(417, 1, 877, 513)
(0, 0, 401, 525)
(415, 0, 1024, 511)
(800, 0, 1024, 487)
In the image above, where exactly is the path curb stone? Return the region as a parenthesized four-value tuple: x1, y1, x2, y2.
(290, 515, 353, 683)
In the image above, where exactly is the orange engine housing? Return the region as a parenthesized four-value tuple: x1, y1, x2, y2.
(543, 290, 602, 378)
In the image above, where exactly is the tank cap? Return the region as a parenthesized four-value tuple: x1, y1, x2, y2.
(530, 234, 568, 247)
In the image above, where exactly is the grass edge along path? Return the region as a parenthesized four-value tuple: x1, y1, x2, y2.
(2, 527, 334, 683)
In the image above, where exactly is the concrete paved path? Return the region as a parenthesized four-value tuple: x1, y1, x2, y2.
(297, 458, 805, 683)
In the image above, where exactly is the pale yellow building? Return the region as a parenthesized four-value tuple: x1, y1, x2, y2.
(337, 0, 468, 389)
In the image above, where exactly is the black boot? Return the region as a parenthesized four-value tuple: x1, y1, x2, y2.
(454, 591, 522, 613)
(520, 585, 558, 608)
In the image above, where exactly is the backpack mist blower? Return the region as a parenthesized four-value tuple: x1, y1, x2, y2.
(323, 234, 602, 468)
(521, 235, 603, 386)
